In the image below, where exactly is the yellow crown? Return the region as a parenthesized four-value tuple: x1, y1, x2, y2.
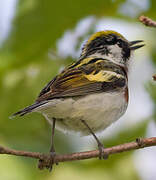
(86, 30, 127, 45)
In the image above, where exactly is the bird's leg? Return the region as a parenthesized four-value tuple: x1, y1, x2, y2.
(81, 120, 108, 159)
(48, 118, 58, 171)
(50, 118, 56, 153)
(38, 118, 57, 171)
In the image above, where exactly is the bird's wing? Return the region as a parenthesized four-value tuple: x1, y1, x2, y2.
(36, 58, 127, 102)
(12, 58, 127, 117)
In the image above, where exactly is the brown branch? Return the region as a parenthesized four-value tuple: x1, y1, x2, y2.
(139, 15, 156, 28)
(139, 16, 156, 80)
(0, 137, 156, 170)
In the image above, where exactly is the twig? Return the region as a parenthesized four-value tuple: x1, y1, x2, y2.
(139, 16, 156, 80)
(0, 137, 156, 170)
(139, 15, 156, 28)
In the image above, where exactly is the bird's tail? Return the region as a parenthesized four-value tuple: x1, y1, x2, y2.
(10, 101, 47, 118)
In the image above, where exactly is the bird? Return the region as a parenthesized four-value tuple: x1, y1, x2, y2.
(12, 30, 144, 170)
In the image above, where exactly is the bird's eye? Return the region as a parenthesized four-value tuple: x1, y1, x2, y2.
(117, 39, 123, 48)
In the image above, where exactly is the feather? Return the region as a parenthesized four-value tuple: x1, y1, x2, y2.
(12, 57, 127, 116)
(11, 101, 48, 117)
(36, 58, 127, 102)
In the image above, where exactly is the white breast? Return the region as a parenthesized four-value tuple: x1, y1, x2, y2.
(34, 91, 128, 135)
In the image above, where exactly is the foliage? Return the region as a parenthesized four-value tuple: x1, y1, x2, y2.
(0, 0, 156, 179)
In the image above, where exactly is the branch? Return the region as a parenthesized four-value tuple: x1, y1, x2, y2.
(139, 16, 156, 81)
(139, 15, 156, 28)
(0, 137, 156, 170)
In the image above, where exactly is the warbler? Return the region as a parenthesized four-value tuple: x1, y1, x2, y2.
(13, 30, 144, 170)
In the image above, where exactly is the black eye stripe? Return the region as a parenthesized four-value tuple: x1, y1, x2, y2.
(88, 35, 118, 49)
(87, 36, 129, 51)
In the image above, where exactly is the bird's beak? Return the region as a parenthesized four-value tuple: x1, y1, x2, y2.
(129, 40, 145, 50)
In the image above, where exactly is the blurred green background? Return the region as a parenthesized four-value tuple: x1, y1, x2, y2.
(0, 0, 156, 179)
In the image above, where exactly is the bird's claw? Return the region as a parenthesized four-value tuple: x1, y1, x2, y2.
(98, 143, 108, 160)
(38, 151, 58, 172)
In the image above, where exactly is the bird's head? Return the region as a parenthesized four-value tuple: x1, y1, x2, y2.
(80, 30, 145, 67)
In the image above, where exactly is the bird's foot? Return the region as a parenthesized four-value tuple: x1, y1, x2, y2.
(38, 151, 58, 172)
(98, 142, 109, 160)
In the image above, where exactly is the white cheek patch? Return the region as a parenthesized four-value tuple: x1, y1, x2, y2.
(108, 45, 122, 61)
(89, 44, 131, 67)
